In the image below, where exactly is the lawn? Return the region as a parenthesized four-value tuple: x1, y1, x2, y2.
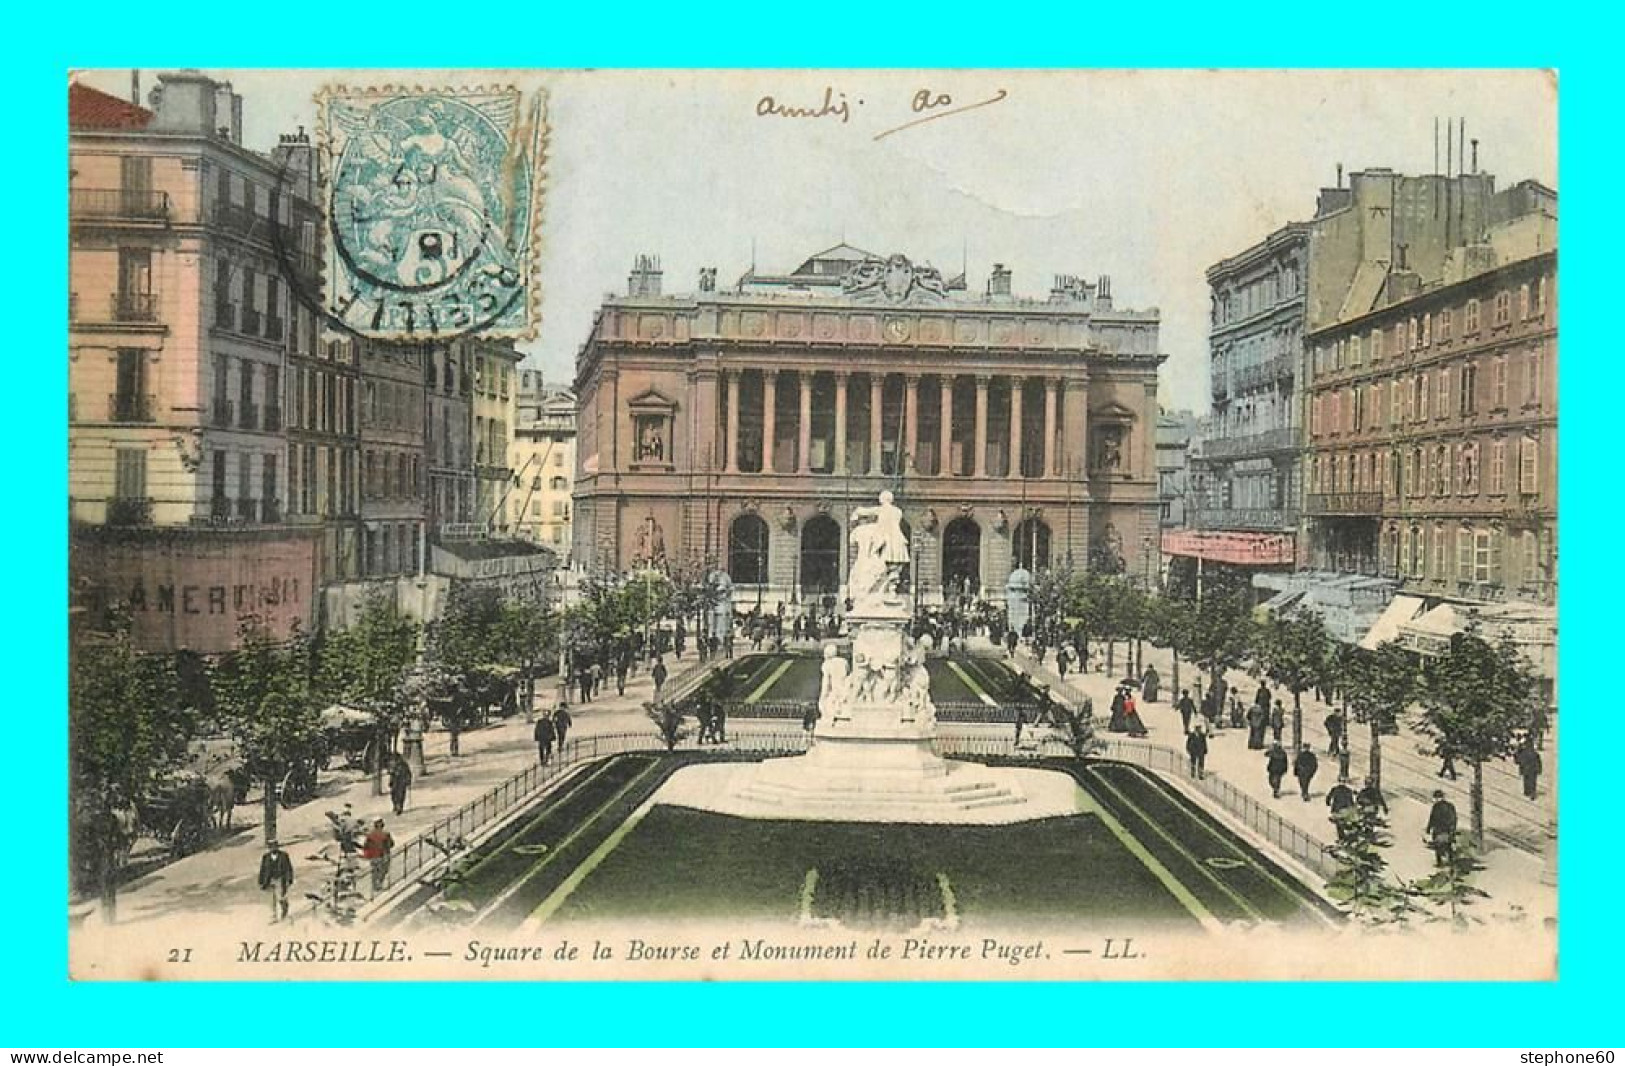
(541, 804, 1204, 930)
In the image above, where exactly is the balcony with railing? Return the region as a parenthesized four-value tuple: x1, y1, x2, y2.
(212, 398, 234, 428)
(210, 201, 260, 237)
(241, 308, 263, 336)
(236, 497, 259, 521)
(105, 497, 153, 526)
(112, 291, 159, 323)
(261, 498, 282, 524)
(70, 188, 171, 223)
(1198, 426, 1300, 462)
(107, 392, 155, 423)
(209, 495, 231, 521)
(239, 402, 259, 431)
(1194, 506, 1299, 532)
(1304, 492, 1383, 516)
(1232, 355, 1297, 393)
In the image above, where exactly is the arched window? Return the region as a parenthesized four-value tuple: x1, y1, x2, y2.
(728, 514, 769, 585)
(1015, 518, 1053, 572)
(799, 514, 842, 596)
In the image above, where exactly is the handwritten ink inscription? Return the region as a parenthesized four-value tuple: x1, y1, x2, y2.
(754, 85, 1008, 140)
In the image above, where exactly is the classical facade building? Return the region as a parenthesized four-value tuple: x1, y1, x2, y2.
(357, 340, 427, 578)
(572, 247, 1165, 602)
(1155, 409, 1199, 531)
(1302, 210, 1555, 678)
(510, 371, 577, 551)
(424, 342, 475, 537)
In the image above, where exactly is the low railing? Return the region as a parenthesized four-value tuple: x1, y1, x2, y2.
(1304, 492, 1383, 516)
(105, 496, 153, 526)
(360, 724, 1335, 917)
(108, 392, 154, 424)
(70, 187, 170, 222)
(1194, 507, 1297, 532)
(720, 698, 1040, 724)
(113, 291, 159, 323)
(1200, 427, 1299, 461)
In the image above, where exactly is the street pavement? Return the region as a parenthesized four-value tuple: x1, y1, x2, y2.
(1004, 636, 1556, 925)
(78, 636, 1557, 938)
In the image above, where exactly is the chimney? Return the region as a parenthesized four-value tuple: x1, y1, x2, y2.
(151, 70, 218, 135)
(1471, 138, 1479, 173)
(628, 254, 663, 298)
(130, 69, 140, 106)
(1096, 274, 1113, 310)
(988, 263, 1012, 299)
(1336, 163, 1344, 187)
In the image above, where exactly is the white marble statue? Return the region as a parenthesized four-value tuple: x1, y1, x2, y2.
(848, 490, 910, 604)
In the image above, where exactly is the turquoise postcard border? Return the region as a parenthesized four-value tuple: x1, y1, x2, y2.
(19, 3, 1612, 1047)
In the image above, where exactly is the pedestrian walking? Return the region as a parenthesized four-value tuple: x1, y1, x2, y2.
(1177, 689, 1196, 735)
(1293, 745, 1319, 801)
(1109, 687, 1128, 732)
(388, 754, 412, 816)
(1324, 709, 1345, 755)
(533, 714, 556, 765)
(1426, 789, 1459, 865)
(1270, 700, 1286, 744)
(362, 818, 394, 893)
(1437, 745, 1459, 781)
(1336, 738, 1352, 783)
(714, 702, 728, 744)
(1014, 704, 1027, 747)
(1228, 694, 1244, 730)
(615, 655, 630, 696)
(652, 658, 669, 699)
(1005, 629, 1019, 657)
(1185, 728, 1208, 779)
(1266, 743, 1289, 798)
(1246, 701, 1267, 750)
(576, 668, 592, 705)
(1356, 777, 1388, 816)
(1056, 647, 1071, 677)
(802, 703, 820, 735)
(258, 839, 294, 923)
(553, 706, 573, 754)
(1516, 742, 1543, 799)
(1141, 664, 1160, 703)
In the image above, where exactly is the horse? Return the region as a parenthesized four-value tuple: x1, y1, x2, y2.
(205, 773, 237, 830)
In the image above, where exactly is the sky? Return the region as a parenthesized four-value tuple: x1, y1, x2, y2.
(79, 69, 1556, 413)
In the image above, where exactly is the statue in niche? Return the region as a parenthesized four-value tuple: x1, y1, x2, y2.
(636, 418, 665, 462)
(1094, 424, 1125, 471)
(635, 514, 666, 568)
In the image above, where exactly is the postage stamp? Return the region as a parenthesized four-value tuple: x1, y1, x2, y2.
(317, 84, 546, 340)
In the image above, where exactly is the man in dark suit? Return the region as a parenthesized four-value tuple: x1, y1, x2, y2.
(1176, 689, 1197, 735)
(1426, 790, 1459, 865)
(259, 840, 294, 923)
(533, 714, 556, 765)
(1293, 745, 1319, 801)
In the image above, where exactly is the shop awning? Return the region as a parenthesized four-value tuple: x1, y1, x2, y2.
(1399, 604, 1465, 656)
(1360, 595, 1425, 651)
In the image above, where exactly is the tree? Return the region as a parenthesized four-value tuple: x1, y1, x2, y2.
(212, 619, 321, 846)
(423, 585, 509, 755)
(1341, 640, 1417, 792)
(315, 595, 421, 795)
(1143, 594, 1193, 701)
(1255, 609, 1332, 752)
(1325, 807, 1413, 926)
(647, 698, 691, 751)
(1417, 628, 1540, 848)
(1408, 831, 1490, 927)
(1184, 589, 1253, 715)
(69, 613, 191, 921)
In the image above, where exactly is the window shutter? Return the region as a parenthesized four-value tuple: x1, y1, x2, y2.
(1520, 436, 1539, 494)
(1458, 526, 1473, 581)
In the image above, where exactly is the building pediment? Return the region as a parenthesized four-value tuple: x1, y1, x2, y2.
(626, 387, 677, 412)
(1090, 400, 1138, 422)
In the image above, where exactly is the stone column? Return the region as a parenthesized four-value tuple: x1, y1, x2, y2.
(904, 374, 921, 474)
(938, 374, 953, 477)
(1009, 375, 1025, 479)
(868, 374, 883, 476)
(1043, 377, 1058, 478)
(797, 370, 812, 475)
(762, 370, 778, 474)
(973, 374, 989, 478)
(834, 371, 849, 475)
(724, 370, 740, 474)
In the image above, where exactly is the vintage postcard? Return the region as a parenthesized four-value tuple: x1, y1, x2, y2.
(66, 69, 1557, 981)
